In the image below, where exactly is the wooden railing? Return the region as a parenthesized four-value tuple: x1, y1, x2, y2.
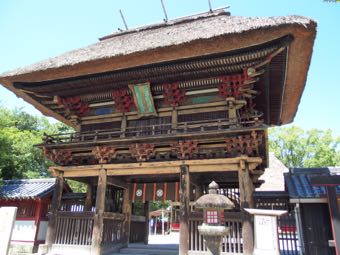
(189, 212, 243, 254)
(55, 211, 94, 246)
(130, 215, 146, 243)
(42, 117, 261, 146)
(102, 212, 125, 246)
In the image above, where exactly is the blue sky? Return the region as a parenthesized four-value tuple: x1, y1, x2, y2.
(0, 0, 339, 136)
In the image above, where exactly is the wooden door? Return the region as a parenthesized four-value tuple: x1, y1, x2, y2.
(301, 203, 335, 255)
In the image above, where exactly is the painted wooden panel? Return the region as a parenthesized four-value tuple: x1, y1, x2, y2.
(129, 83, 157, 117)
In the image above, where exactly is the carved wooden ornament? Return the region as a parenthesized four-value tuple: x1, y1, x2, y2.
(129, 143, 155, 162)
(112, 89, 135, 113)
(43, 147, 73, 166)
(225, 131, 263, 157)
(171, 140, 198, 160)
(56, 96, 90, 117)
(163, 83, 186, 107)
(92, 146, 116, 164)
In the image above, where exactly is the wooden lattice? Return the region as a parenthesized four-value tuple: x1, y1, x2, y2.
(56, 96, 90, 117)
(129, 143, 155, 162)
(92, 146, 116, 164)
(112, 89, 134, 112)
(43, 147, 73, 166)
(171, 140, 198, 160)
(225, 131, 263, 157)
(163, 83, 186, 107)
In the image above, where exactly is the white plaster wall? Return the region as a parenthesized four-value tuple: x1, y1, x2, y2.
(11, 220, 36, 241)
(37, 221, 48, 241)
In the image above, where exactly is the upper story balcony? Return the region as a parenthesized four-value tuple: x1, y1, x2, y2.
(39, 115, 267, 168)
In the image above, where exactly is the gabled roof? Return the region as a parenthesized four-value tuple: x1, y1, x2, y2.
(284, 168, 340, 199)
(0, 10, 316, 127)
(0, 178, 57, 199)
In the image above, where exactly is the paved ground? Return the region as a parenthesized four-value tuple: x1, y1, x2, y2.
(148, 233, 180, 245)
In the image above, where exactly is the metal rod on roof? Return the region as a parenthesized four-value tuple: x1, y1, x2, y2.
(119, 9, 128, 30)
(208, 0, 213, 12)
(160, 0, 168, 22)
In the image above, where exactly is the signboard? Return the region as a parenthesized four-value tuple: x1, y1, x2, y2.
(0, 207, 17, 255)
(129, 83, 157, 117)
(254, 215, 277, 251)
(245, 208, 286, 255)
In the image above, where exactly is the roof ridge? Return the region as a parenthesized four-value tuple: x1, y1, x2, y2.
(99, 9, 230, 41)
(3, 178, 56, 184)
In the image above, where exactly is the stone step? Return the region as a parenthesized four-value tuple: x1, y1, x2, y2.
(111, 244, 179, 255)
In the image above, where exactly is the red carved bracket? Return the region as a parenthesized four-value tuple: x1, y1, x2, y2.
(43, 147, 73, 166)
(225, 131, 263, 157)
(218, 69, 257, 100)
(171, 140, 198, 160)
(129, 143, 155, 162)
(163, 83, 186, 107)
(112, 89, 135, 113)
(56, 96, 90, 117)
(92, 146, 116, 164)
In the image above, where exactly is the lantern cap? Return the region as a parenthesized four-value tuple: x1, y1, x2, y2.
(195, 181, 235, 210)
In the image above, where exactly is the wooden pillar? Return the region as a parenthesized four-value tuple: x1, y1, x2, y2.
(327, 186, 340, 255)
(144, 201, 150, 244)
(238, 160, 254, 255)
(84, 183, 93, 211)
(45, 173, 64, 249)
(91, 168, 107, 255)
(120, 113, 127, 138)
(171, 108, 178, 131)
(195, 185, 202, 200)
(179, 164, 190, 255)
(122, 185, 132, 246)
(33, 199, 43, 252)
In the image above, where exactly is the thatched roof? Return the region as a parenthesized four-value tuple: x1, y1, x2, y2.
(0, 11, 314, 78)
(0, 10, 316, 126)
(256, 153, 289, 191)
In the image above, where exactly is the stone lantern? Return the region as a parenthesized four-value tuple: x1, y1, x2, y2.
(195, 181, 235, 255)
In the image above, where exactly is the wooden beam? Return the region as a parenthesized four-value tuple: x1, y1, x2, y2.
(53, 157, 262, 177)
(179, 165, 190, 255)
(91, 168, 107, 255)
(310, 175, 340, 186)
(107, 176, 128, 189)
(238, 160, 254, 255)
(45, 173, 64, 250)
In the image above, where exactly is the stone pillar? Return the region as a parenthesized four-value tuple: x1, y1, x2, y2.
(179, 165, 190, 255)
(91, 168, 107, 255)
(45, 173, 64, 250)
(238, 160, 254, 255)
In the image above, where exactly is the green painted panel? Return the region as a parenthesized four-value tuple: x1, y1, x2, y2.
(129, 82, 157, 117)
(190, 95, 219, 104)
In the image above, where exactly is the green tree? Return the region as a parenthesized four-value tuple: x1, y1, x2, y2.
(269, 126, 340, 168)
(0, 105, 72, 180)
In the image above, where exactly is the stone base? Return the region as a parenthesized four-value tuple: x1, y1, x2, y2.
(9, 243, 37, 255)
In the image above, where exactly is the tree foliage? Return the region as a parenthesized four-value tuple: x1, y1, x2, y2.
(0, 105, 72, 180)
(269, 126, 340, 168)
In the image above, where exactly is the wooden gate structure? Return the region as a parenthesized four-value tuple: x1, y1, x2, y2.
(0, 9, 316, 255)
